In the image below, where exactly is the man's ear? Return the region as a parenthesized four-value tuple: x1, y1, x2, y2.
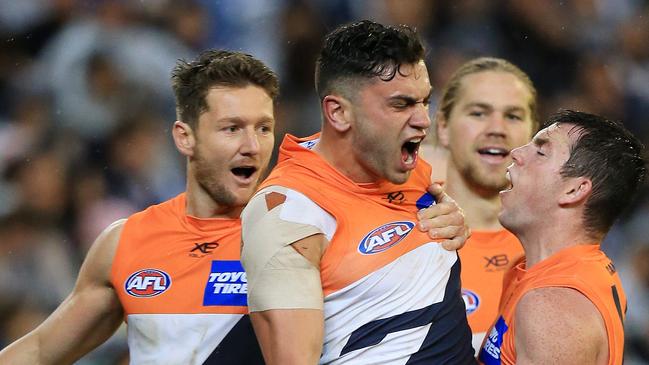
(322, 95, 352, 132)
(559, 177, 592, 206)
(436, 111, 450, 148)
(172, 121, 196, 157)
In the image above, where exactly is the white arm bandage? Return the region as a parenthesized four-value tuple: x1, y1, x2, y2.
(241, 186, 335, 312)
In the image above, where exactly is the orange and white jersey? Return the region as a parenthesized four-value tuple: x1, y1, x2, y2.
(478, 244, 626, 365)
(110, 193, 263, 365)
(459, 230, 523, 351)
(254, 134, 475, 364)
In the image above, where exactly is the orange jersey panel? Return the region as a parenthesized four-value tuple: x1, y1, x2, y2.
(110, 193, 264, 364)
(459, 230, 523, 347)
(111, 193, 246, 315)
(479, 244, 626, 365)
(257, 134, 475, 364)
(260, 134, 439, 295)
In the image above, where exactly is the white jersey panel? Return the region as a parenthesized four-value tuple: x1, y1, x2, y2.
(127, 313, 242, 365)
(258, 186, 338, 241)
(321, 243, 457, 364)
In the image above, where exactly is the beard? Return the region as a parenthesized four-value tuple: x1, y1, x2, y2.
(352, 119, 409, 184)
(192, 148, 240, 208)
(458, 159, 510, 196)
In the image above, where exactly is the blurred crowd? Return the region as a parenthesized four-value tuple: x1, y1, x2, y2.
(0, 0, 647, 363)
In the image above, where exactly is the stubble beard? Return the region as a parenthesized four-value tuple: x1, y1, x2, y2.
(193, 149, 241, 209)
(460, 160, 510, 197)
(353, 120, 407, 184)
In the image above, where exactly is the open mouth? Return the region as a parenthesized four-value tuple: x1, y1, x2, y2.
(478, 147, 511, 166)
(231, 166, 257, 181)
(502, 170, 513, 192)
(478, 147, 510, 157)
(401, 138, 423, 166)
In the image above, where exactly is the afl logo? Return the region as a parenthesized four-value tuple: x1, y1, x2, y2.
(462, 289, 480, 314)
(124, 269, 172, 297)
(358, 221, 414, 255)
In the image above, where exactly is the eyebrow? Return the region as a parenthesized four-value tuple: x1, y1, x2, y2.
(216, 116, 275, 125)
(463, 103, 527, 114)
(388, 88, 433, 104)
(533, 135, 549, 147)
(503, 106, 527, 114)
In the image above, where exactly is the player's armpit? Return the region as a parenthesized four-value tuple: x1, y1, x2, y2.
(514, 287, 608, 365)
(0, 220, 125, 365)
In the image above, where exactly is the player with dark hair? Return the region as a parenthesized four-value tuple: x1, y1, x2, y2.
(0, 49, 277, 364)
(479, 110, 647, 364)
(431, 57, 538, 351)
(241, 20, 474, 364)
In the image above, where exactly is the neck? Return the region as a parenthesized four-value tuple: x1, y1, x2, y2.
(313, 129, 378, 183)
(184, 169, 242, 219)
(445, 165, 503, 231)
(513, 214, 601, 268)
(185, 191, 242, 219)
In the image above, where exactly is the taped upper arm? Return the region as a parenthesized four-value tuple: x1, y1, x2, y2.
(241, 186, 336, 312)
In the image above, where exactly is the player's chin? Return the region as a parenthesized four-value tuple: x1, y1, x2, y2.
(386, 169, 411, 185)
(231, 186, 259, 205)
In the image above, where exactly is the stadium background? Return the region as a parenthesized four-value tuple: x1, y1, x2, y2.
(0, 0, 647, 363)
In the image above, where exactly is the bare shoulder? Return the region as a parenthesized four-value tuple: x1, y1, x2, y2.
(515, 286, 607, 364)
(76, 219, 126, 287)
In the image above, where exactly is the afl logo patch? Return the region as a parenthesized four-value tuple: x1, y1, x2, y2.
(124, 269, 172, 297)
(358, 221, 414, 255)
(462, 289, 480, 314)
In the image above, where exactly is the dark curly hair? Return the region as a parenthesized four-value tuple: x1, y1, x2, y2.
(315, 20, 425, 100)
(171, 49, 279, 128)
(547, 110, 647, 235)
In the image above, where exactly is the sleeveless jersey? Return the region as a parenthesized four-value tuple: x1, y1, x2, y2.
(257, 134, 474, 364)
(478, 244, 626, 365)
(458, 230, 523, 352)
(110, 193, 263, 365)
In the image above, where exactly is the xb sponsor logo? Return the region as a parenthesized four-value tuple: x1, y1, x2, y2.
(124, 269, 171, 297)
(385, 191, 405, 204)
(189, 242, 219, 258)
(358, 221, 414, 255)
(484, 254, 509, 271)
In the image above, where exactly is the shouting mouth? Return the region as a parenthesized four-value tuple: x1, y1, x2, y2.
(501, 169, 513, 193)
(401, 137, 423, 168)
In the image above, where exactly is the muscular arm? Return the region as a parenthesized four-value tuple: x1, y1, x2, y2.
(250, 233, 326, 365)
(241, 188, 330, 365)
(515, 287, 608, 365)
(0, 220, 126, 364)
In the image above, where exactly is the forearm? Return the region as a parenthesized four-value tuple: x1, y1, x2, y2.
(251, 309, 324, 365)
(0, 334, 43, 364)
(0, 288, 123, 364)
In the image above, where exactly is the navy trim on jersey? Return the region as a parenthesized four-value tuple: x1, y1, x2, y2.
(203, 315, 264, 364)
(340, 256, 475, 364)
